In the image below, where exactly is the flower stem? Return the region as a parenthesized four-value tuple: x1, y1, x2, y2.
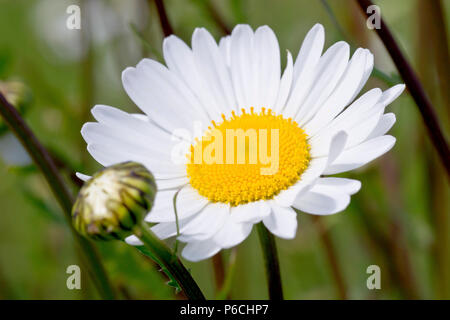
(134, 222, 205, 300)
(152, 0, 174, 37)
(216, 248, 238, 300)
(0, 92, 116, 299)
(313, 216, 348, 299)
(212, 253, 226, 294)
(356, 0, 450, 176)
(257, 223, 284, 300)
(203, 0, 231, 35)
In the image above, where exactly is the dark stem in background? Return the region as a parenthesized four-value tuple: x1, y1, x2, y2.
(417, 0, 450, 299)
(356, 0, 450, 176)
(427, 0, 450, 113)
(257, 223, 284, 300)
(377, 157, 420, 299)
(204, 0, 231, 35)
(212, 253, 226, 294)
(354, 196, 417, 299)
(153, 0, 174, 37)
(313, 216, 348, 299)
(0, 93, 116, 299)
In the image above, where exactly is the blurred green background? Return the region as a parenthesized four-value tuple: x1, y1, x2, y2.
(0, 0, 448, 299)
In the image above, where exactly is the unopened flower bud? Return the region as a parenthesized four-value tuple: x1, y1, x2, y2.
(72, 162, 156, 240)
(0, 80, 31, 135)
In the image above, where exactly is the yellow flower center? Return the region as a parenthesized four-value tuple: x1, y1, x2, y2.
(186, 108, 310, 206)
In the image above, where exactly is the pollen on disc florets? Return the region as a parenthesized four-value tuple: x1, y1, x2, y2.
(186, 108, 310, 206)
(72, 161, 156, 240)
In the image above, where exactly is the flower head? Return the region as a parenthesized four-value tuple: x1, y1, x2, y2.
(72, 162, 156, 240)
(80, 24, 404, 260)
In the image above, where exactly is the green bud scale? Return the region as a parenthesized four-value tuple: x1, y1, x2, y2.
(72, 162, 156, 240)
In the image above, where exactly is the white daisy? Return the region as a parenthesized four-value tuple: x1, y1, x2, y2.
(79, 24, 404, 262)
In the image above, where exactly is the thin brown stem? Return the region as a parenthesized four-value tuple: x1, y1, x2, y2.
(380, 157, 420, 299)
(205, 0, 231, 35)
(153, 0, 174, 37)
(356, 0, 450, 176)
(313, 216, 348, 299)
(212, 253, 226, 293)
(427, 0, 450, 115)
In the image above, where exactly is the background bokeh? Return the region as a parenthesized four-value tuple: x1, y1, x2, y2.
(0, 0, 448, 299)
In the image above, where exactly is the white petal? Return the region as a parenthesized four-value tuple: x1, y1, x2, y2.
(150, 202, 227, 241)
(75, 172, 91, 182)
(212, 218, 253, 249)
(122, 59, 209, 133)
(230, 200, 271, 223)
(378, 84, 405, 106)
(192, 27, 237, 114)
(273, 50, 293, 113)
(156, 177, 189, 190)
(91, 105, 168, 139)
(150, 221, 180, 239)
(303, 48, 369, 136)
(131, 113, 149, 121)
(274, 157, 327, 206)
(293, 187, 350, 215)
(295, 41, 350, 125)
(82, 122, 172, 161)
(178, 203, 229, 241)
(146, 186, 208, 223)
(282, 24, 324, 117)
(309, 88, 382, 156)
(174, 185, 209, 220)
(86, 143, 186, 179)
(314, 177, 361, 195)
(274, 130, 347, 206)
(351, 49, 374, 101)
(219, 35, 232, 66)
(263, 203, 297, 239)
(344, 103, 385, 148)
(125, 234, 143, 246)
(163, 35, 220, 120)
(230, 24, 255, 110)
(144, 189, 179, 222)
(367, 113, 396, 139)
(324, 135, 396, 174)
(182, 240, 221, 262)
(325, 131, 348, 165)
(254, 25, 281, 109)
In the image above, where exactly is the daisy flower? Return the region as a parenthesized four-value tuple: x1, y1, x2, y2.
(79, 24, 404, 261)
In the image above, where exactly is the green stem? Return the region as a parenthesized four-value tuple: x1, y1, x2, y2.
(257, 223, 283, 300)
(0, 92, 116, 299)
(313, 216, 347, 299)
(134, 222, 205, 300)
(216, 248, 238, 300)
